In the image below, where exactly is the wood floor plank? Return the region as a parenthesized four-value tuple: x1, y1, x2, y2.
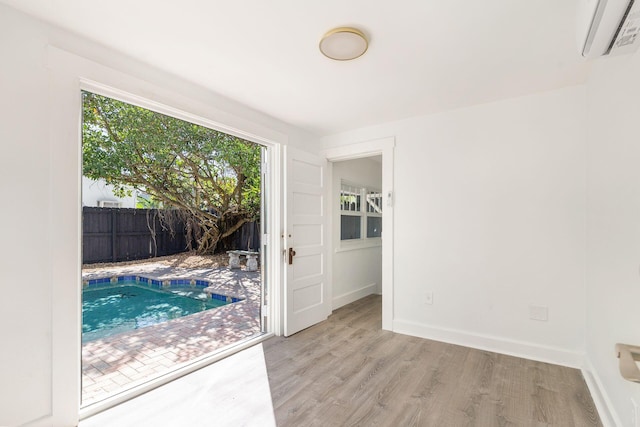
(264, 295, 602, 426)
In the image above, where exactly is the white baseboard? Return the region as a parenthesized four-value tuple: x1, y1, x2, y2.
(392, 318, 583, 368)
(333, 283, 377, 309)
(581, 358, 622, 427)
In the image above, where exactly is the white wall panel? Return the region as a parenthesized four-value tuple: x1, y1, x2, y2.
(322, 86, 587, 362)
(585, 51, 640, 427)
(0, 7, 54, 426)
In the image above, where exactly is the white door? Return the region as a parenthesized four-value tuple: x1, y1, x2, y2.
(284, 147, 329, 336)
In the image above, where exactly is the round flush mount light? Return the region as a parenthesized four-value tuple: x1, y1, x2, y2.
(319, 27, 368, 61)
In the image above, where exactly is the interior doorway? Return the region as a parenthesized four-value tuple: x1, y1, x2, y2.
(324, 137, 395, 330)
(330, 156, 383, 310)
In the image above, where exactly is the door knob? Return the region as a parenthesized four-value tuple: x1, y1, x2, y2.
(288, 247, 296, 265)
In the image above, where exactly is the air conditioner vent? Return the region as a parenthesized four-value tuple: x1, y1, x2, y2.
(610, 3, 640, 53)
(579, 0, 640, 58)
(98, 200, 122, 208)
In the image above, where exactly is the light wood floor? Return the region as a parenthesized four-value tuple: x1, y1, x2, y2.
(263, 295, 602, 427)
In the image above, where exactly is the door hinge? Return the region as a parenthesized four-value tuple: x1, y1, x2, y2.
(262, 233, 269, 245)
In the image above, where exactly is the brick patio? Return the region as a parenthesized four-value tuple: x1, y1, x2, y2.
(81, 263, 262, 406)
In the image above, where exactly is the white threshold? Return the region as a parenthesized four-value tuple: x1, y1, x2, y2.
(80, 332, 274, 420)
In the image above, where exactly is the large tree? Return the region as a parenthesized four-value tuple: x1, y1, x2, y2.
(82, 91, 261, 254)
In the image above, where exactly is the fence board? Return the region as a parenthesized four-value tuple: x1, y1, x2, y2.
(82, 207, 259, 264)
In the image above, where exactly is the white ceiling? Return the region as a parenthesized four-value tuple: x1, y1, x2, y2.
(2, 0, 590, 135)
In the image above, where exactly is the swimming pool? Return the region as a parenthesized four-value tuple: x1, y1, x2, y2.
(82, 276, 243, 342)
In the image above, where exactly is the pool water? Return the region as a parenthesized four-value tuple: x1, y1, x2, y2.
(82, 285, 227, 342)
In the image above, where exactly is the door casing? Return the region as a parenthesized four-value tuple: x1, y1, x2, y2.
(323, 137, 395, 331)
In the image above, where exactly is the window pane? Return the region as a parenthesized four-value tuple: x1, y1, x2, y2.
(341, 215, 361, 240)
(366, 191, 382, 214)
(340, 184, 361, 213)
(367, 216, 382, 238)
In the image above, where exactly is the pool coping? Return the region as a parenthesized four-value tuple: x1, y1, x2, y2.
(82, 274, 245, 303)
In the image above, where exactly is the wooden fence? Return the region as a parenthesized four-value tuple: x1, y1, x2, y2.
(219, 220, 261, 253)
(83, 207, 187, 264)
(82, 207, 260, 264)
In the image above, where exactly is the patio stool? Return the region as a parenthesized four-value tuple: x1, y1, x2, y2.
(227, 250, 259, 271)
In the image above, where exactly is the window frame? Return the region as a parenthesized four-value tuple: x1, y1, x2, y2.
(339, 181, 382, 250)
(340, 182, 363, 240)
(365, 190, 383, 238)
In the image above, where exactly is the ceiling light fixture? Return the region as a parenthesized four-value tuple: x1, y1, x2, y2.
(319, 27, 368, 61)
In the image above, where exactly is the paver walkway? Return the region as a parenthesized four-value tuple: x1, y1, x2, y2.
(81, 263, 261, 406)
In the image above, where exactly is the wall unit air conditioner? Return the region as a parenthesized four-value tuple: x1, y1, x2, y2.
(98, 200, 122, 208)
(578, 0, 640, 58)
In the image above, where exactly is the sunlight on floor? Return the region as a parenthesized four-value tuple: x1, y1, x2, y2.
(80, 344, 276, 427)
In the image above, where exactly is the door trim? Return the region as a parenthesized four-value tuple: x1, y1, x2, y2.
(323, 137, 395, 331)
(47, 46, 285, 422)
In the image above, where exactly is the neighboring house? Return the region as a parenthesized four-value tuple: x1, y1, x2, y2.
(81, 177, 137, 208)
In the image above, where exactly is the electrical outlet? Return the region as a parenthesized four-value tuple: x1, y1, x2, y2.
(529, 305, 548, 321)
(424, 291, 433, 305)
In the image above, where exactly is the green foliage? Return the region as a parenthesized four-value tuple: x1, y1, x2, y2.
(135, 193, 163, 209)
(82, 91, 262, 253)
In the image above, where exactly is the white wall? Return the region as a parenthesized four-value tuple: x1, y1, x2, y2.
(82, 177, 137, 208)
(322, 85, 588, 365)
(585, 51, 640, 427)
(0, 7, 54, 427)
(0, 4, 317, 426)
(331, 157, 382, 309)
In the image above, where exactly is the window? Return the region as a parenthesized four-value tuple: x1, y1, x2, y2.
(365, 190, 382, 238)
(340, 183, 361, 240)
(340, 182, 382, 241)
